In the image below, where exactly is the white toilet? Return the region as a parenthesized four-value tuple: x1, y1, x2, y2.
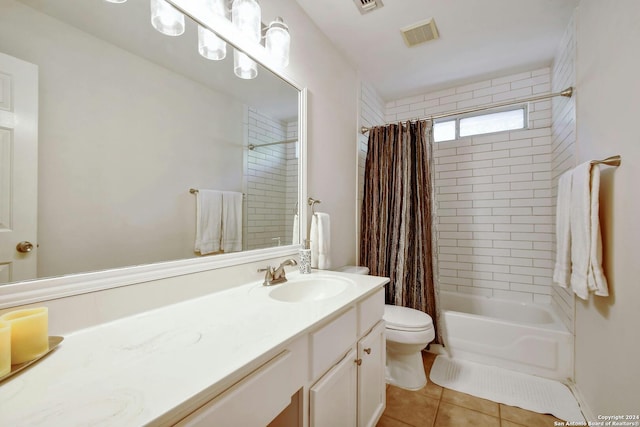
(337, 266, 435, 390)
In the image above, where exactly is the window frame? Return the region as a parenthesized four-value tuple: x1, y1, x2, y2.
(433, 104, 529, 142)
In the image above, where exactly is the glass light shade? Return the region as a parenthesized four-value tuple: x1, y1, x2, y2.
(104, 0, 127, 3)
(265, 17, 290, 67)
(232, 0, 261, 43)
(197, 0, 227, 60)
(234, 49, 258, 79)
(198, 26, 227, 60)
(150, 0, 185, 36)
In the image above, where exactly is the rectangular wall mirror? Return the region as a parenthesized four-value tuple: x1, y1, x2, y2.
(0, 0, 302, 287)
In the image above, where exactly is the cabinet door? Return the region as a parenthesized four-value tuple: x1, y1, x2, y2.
(310, 349, 357, 427)
(357, 321, 386, 427)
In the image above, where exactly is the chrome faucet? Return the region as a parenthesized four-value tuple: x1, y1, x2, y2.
(258, 258, 298, 286)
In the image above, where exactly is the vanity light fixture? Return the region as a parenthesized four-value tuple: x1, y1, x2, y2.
(110, 0, 290, 78)
(198, 0, 227, 60)
(150, 0, 185, 36)
(265, 17, 290, 67)
(232, 0, 262, 79)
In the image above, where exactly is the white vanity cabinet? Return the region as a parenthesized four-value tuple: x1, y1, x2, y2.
(309, 288, 386, 427)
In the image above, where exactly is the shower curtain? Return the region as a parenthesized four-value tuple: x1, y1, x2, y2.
(360, 120, 440, 342)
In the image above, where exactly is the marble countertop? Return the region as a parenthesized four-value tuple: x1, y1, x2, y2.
(0, 271, 388, 426)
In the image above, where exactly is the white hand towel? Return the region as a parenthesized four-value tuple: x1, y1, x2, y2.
(195, 190, 222, 255)
(292, 214, 299, 245)
(553, 170, 573, 287)
(569, 162, 592, 300)
(222, 191, 243, 253)
(311, 212, 331, 270)
(587, 165, 609, 296)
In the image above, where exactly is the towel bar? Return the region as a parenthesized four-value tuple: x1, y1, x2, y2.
(590, 155, 621, 167)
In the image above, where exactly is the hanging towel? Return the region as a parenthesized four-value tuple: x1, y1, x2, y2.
(195, 190, 223, 255)
(569, 162, 609, 299)
(569, 163, 591, 299)
(587, 165, 609, 296)
(553, 170, 573, 287)
(292, 214, 300, 245)
(311, 212, 331, 270)
(222, 191, 243, 253)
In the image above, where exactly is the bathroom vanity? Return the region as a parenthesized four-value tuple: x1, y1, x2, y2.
(0, 271, 388, 426)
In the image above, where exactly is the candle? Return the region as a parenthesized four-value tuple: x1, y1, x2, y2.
(0, 321, 10, 376)
(1, 307, 48, 365)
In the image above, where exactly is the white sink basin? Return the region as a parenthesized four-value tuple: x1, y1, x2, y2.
(268, 276, 353, 303)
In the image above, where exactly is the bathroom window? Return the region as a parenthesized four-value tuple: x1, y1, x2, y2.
(433, 106, 527, 142)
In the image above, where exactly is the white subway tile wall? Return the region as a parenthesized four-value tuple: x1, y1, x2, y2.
(357, 81, 386, 239)
(245, 107, 297, 250)
(551, 12, 577, 333)
(361, 68, 558, 303)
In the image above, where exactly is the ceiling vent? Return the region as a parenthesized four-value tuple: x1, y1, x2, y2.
(401, 18, 439, 47)
(353, 0, 384, 15)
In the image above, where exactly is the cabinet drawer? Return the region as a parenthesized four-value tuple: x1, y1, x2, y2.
(310, 308, 356, 380)
(358, 288, 384, 336)
(176, 350, 294, 427)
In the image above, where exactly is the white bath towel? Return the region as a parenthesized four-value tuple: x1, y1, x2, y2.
(587, 165, 609, 296)
(569, 162, 609, 299)
(222, 191, 243, 253)
(553, 170, 573, 287)
(569, 163, 591, 299)
(195, 190, 223, 255)
(292, 214, 300, 245)
(311, 212, 331, 270)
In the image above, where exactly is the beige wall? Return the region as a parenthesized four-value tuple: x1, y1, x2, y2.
(574, 0, 640, 416)
(261, 0, 359, 269)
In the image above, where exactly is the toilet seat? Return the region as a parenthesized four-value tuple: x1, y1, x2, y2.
(384, 305, 434, 332)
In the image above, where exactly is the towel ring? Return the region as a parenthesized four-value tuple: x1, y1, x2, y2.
(308, 197, 321, 216)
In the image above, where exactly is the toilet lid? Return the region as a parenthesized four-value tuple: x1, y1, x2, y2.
(384, 305, 434, 332)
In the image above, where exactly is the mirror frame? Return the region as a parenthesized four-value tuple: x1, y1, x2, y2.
(0, 0, 308, 309)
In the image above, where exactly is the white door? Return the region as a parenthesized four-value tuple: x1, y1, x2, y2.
(357, 321, 386, 427)
(310, 349, 358, 427)
(0, 52, 38, 284)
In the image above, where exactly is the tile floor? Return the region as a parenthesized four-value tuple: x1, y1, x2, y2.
(377, 352, 565, 427)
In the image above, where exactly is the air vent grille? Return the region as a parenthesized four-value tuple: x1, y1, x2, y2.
(352, 0, 384, 15)
(401, 18, 439, 47)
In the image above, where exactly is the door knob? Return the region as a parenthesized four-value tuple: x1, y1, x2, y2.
(355, 358, 362, 366)
(16, 241, 34, 253)
(363, 348, 371, 354)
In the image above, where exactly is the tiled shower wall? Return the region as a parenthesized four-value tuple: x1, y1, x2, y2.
(365, 68, 558, 303)
(551, 13, 577, 332)
(356, 80, 386, 259)
(245, 107, 297, 250)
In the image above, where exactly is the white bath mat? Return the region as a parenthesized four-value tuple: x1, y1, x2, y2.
(430, 356, 584, 423)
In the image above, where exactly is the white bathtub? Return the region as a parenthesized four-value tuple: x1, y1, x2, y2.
(438, 291, 573, 381)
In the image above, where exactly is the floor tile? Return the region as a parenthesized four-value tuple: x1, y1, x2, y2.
(434, 402, 500, 427)
(384, 385, 439, 427)
(416, 379, 443, 400)
(441, 388, 499, 417)
(500, 420, 527, 427)
(376, 415, 414, 427)
(500, 404, 565, 427)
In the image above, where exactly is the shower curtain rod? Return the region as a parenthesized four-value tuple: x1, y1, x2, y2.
(248, 138, 297, 150)
(360, 87, 574, 134)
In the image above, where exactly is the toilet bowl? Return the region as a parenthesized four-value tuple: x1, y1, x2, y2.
(336, 266, 435, 390)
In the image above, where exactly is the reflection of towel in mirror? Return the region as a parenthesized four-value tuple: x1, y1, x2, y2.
(310, 212, 331, 270)
(222, 191, 243, 253)
(553, 170, 572, 288)
(195, 190, 223, 255)
(292, 214, 299, 245)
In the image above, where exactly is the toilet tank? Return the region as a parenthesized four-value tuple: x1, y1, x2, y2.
(336, 265, 370, 275)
